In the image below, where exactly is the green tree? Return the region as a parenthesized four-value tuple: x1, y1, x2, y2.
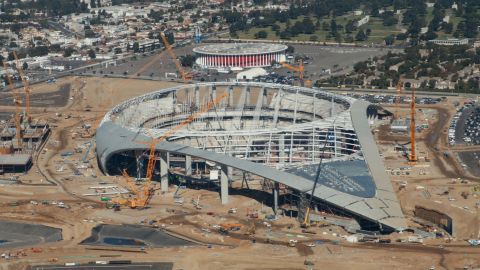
(384, 35, 395, 45)
(180, 54, 196, 67)
(7, 51, 14, 61)
(254, 30, 268, 39)
(330, 19, 337, 35)
(133, 42, 140, 53)
(355, 29, 367, 41)
(88, 49, 96, 59)
(63, 47, 75, 57)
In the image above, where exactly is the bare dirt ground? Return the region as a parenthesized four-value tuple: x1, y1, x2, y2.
(376, 100, 480, 240)
(0, 77, 478, 270)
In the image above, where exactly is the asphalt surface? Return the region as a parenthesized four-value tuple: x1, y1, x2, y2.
(29, 262, 173, 270)
(0, 83, 70, 107)
(0, 220, 62, 248)
(76, 43, 394, 84)
(457, 151, 480, 177)
(81, 224, 195, 247)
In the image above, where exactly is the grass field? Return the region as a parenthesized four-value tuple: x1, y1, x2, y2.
(234, 9, 463, 44)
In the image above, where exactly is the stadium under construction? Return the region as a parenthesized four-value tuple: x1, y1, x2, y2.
(95, 82, 406, 233)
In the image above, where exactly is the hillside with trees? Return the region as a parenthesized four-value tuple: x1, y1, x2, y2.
(317, 43, 480, 93)
(220, 0, 480, 45)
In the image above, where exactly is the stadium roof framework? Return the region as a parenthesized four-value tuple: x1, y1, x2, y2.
(96, 82, 406, 232)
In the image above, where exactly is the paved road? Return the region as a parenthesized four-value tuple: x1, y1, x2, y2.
(29, 262, 173, 270)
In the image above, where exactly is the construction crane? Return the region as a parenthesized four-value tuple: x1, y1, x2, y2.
(408, 87, 417, 164)
(159, 32, 192, 82)
(12, 51, 31, 123)
(280, 60, 311, 87)
(300, 118, 338, 228)
(2, 63, 23, 149)
(123, 91, 229, 209)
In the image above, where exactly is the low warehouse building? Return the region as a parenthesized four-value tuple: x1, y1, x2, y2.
(0, 154, 32, 173)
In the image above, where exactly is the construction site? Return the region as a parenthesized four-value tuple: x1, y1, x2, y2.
(0, 41, 479, 270)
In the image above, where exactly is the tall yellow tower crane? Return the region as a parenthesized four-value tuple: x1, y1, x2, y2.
(2, 63, 22, 148)
(159, 32, 192, 82)
(115, 92, 228, 209)
(12, 51, 31, 123)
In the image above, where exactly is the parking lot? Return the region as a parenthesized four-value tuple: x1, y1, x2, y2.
(453, 103, 479, 145)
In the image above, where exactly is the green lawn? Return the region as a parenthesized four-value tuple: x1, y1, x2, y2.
(233, 9, 468, 44)
(236, 14, 402, 44)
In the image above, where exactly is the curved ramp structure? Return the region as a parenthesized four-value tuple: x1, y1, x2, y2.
(96, 82, 406, 232)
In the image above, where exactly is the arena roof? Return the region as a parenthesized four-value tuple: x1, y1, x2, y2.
(193, 43, 288, 55)
(96, 82, 406, 232)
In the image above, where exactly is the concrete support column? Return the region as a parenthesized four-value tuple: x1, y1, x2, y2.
(220, 165, 229, 204)
(172, 92, 176, 113)
(245, 87, 250, 106)
(160, 152, 169, 192)
(273, 182, 280, 215)
(262, 88, 268, 107)
(279, 134, 285, 164)
(185, 155, 192, 176)
(195, 86, 200, 106)
(211, 86, 217, 101)
(134, 150, 143, 179)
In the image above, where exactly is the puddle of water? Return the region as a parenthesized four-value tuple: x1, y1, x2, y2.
(0, 240, 9, 245)
(103, 237, 145, 246)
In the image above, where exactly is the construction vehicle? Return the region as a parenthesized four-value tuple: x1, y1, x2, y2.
(288, 239, 298, 247)
(408, 87, 418, 164)
(159, 32, 192, 82)
(192, 194, 202, 209)
(219, 223, 241, 234)
(245, 221, 256, 235)
(12, 51, 31, 124)
(246, 208, 258, 219)
(2, 62, 23, 148)
(118, 92, 228, 210)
